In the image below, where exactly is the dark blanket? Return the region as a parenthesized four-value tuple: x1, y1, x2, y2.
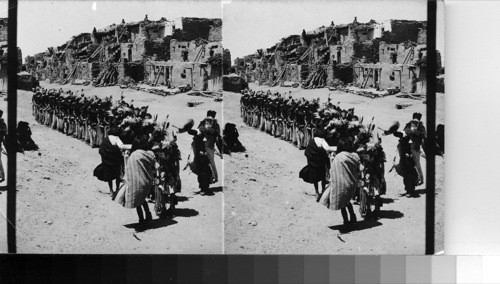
(223, 123, 246, 153)
(299, 138, 330, 184)
(93, 137, 123, 182)
(17, 121, 39, 151)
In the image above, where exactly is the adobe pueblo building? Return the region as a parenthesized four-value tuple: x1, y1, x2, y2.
(1, 18, 24, 92)
(233, 18, 442, 97)
(24, 16, 227, 92)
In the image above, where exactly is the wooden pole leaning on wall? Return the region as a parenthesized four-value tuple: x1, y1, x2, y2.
(7, 0, 18, 253)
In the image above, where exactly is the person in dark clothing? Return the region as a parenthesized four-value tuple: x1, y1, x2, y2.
(93, 126, 131, 198)
(223, 123, 246, 153)
(186, 127, 213, 195)
(393, 131, 419, 197)
(17, 121, 39, 151)
(299, 128, 337, 201)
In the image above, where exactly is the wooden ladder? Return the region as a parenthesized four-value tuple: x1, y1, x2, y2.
(361, 68, 373, 88)
(89, 44, 103, 60)
(272, 65, 288, 87)
(194, 46, 205, 62)
(152, 66, 164, 86)
(402, 46, 415, 65)
(63, 63, 78, 85)
(299, 46, 312, 62)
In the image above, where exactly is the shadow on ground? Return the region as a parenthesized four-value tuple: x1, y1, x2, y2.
(174, 208, 199, 218)
(329, 220, 383, 234)
(193, 186, 223, 196)
(377, 210, 404, 219)
(381, 197, 395, 204)
(125, 218, 178, 232)
(211, 186, 223, 193)
(176, 196, 190, 202)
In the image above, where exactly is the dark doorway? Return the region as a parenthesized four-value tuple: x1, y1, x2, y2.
(391, 52, 397, 64)
(337, 50, 342, 64)
(128, 49, 132, 62)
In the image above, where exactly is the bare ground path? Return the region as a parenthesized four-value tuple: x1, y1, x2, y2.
(0, 83, 223, 253)
(223, 83, 444, 254)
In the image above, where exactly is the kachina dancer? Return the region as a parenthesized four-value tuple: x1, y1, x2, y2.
(150, 118, 181, 218)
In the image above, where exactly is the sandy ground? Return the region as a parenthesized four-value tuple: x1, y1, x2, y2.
(224, 83, 444, 254)
(0, 81, 445, 254)
(0, 82, 223, 253)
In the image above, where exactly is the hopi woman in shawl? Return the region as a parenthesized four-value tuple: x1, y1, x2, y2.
(115, 135, 155, 225)
(319, 138, 360, 226)
(299, 128, 337, 201)
(93, 126, 131, 198)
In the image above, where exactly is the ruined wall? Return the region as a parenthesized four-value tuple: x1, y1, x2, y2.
(284, 64, 300, 82)
(144, 62, 169, 85)
(123, 61, 145, 82)
(145, 25, 166, 40)
(330, 42, 354, 64)
(417, 25, 426, 45)
(203, 41, 223, 62)
(354, 29, 375, 42)
(72, 62, 92, 80)
(353, 39, 380, 63)
(274, 50, 285, 75)
(0, 18, 7, 42)
(381, 20, 424, 43)
(174, 18, 221, 41)
(170, 39, 198, 62)
(379, 42, 407, 64)
(326, 64, 335, 86)
(143, 37, 169, 61)
(207, 64, 222, 91)
(128, 25, 141, 42)
(222, 48, 232, 75)
(170, 62, 198, 89)
(144, 61, 213, 91)
(354, 63, 424, 93)
(208, 25, 222, 42)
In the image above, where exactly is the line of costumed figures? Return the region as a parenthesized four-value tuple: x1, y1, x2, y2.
(32, 87, 227, 227)
(240, 89, 440, 227)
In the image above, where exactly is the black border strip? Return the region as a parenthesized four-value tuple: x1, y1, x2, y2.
(6, 0, 18, 254)
(426, 0, 437, 255)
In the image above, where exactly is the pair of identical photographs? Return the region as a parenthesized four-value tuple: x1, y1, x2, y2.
(0, 0, 444, 254)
